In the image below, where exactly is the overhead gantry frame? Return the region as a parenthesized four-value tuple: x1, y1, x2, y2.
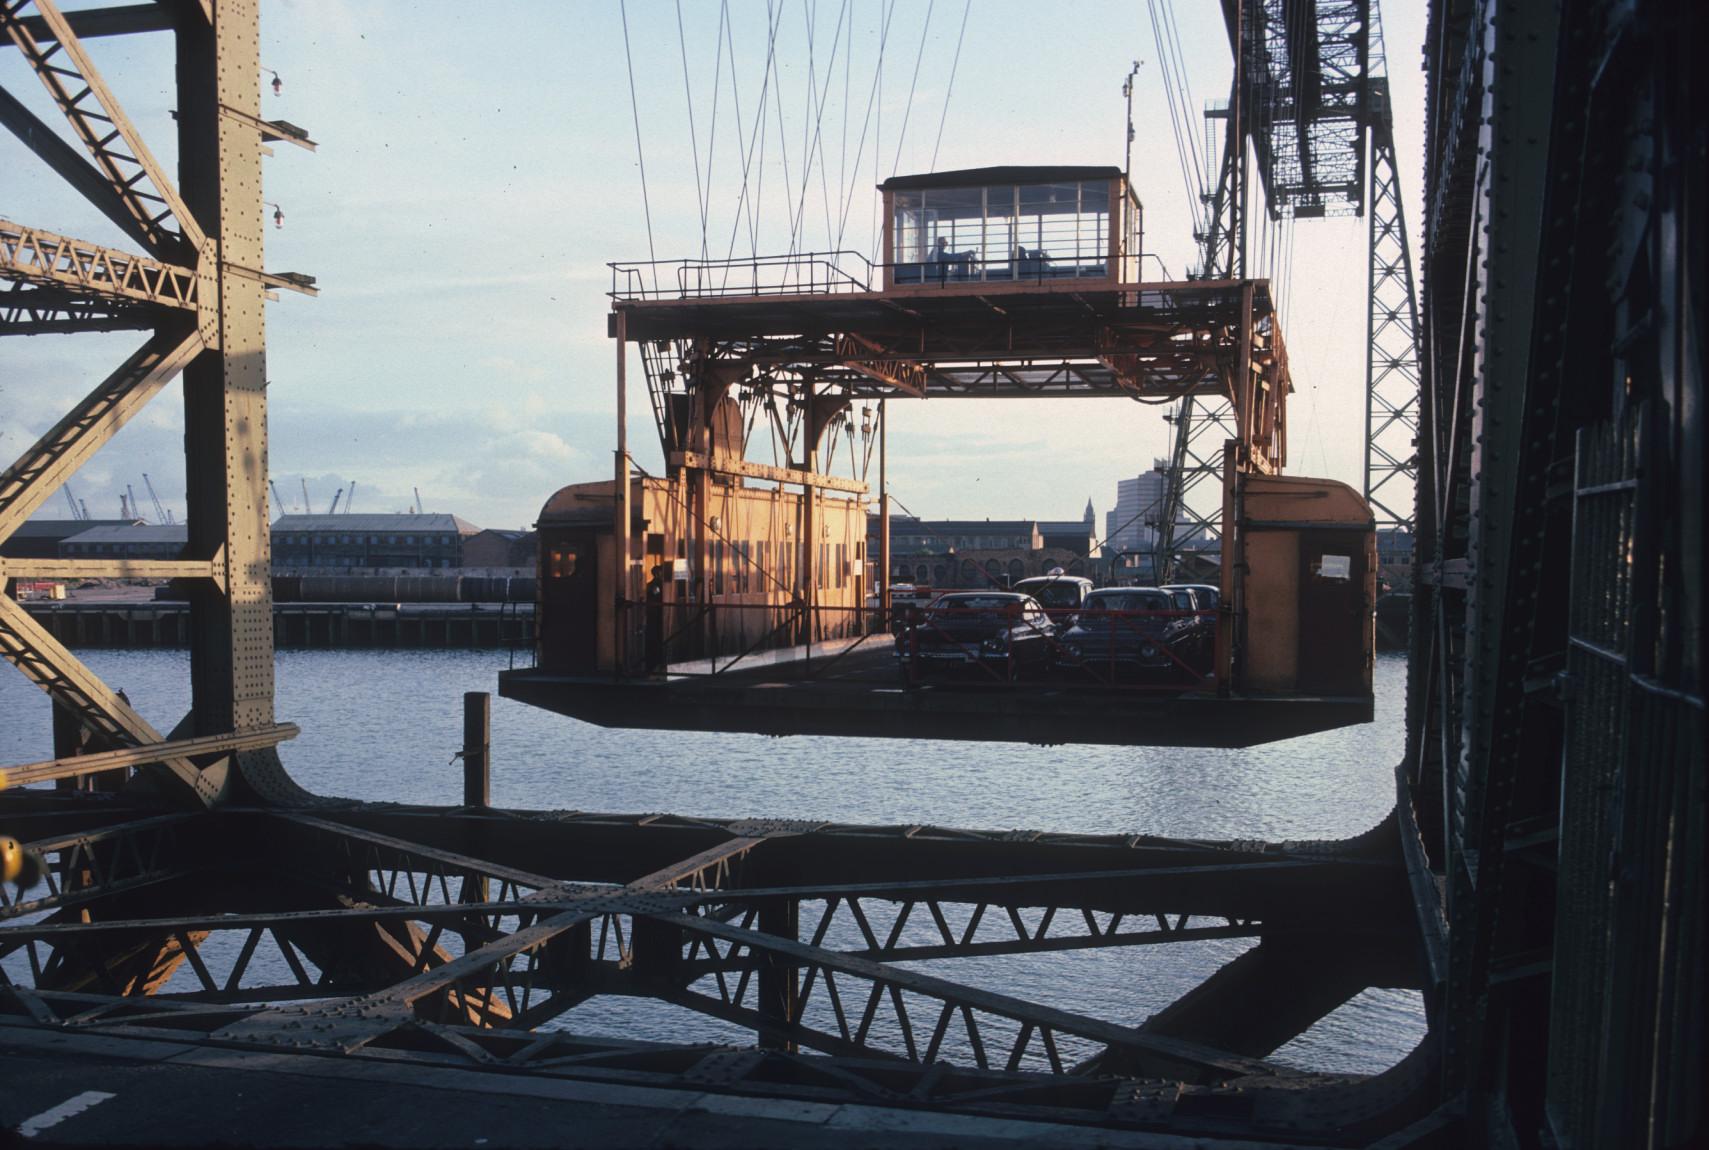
(0, 0, 312, 805)
(604, 270, 1292, 675)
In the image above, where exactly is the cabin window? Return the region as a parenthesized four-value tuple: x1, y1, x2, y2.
(547, 548, 576, 578)
(892, 180, 1113, 283)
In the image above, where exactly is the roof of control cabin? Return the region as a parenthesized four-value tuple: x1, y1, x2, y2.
(878, 164, 1126, 191)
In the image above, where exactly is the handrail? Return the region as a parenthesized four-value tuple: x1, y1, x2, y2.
(606, 247, 1125, 303)
(609, 250, 878, 301)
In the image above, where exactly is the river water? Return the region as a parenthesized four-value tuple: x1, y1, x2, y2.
(1, 648, 1424, 1076)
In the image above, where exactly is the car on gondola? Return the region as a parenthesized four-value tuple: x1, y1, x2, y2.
(1054, 587, 1207, 679)
(1012, 572, 1094, 622)
(1159, 583, 1219, 650)
(1161, 582, 1220, 617)
(895, 591, 1056, 683)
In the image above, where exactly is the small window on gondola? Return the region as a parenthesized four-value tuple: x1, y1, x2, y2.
(548, 548, 576, 578)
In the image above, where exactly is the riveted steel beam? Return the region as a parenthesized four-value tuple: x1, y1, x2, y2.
(0, 554, 225, 587)
(168, 0, 314, 807)
(0, 283, 154, 335)
(6, 3, 174, 43)
(0, 219, 197, 311)
(0, 722, 295, 789)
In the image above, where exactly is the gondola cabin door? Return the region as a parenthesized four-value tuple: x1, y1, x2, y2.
(541, 528, 601, 673)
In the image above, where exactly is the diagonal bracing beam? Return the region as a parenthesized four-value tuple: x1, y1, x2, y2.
(0, 0, 205, 257)
(0, 325, 201, 540)
(0, 595, 216, 802)
(0, 85, 158, 252)
(0, 722, 295, 789)
(210, 834, 770, 1048)
(665, 910, 1286, 1082)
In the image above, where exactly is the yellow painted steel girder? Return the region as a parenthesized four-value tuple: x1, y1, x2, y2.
(0, 218, 198, 312)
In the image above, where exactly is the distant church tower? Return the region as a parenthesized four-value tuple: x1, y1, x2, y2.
(1083, 497, 1095, 525)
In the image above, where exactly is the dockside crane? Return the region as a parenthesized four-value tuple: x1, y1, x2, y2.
(345, 481, 356, 513)
(61, 484, 86, 521)
(300, 477, 311, 515)
(269, 480, 286, 518)
(413, 487, 423, 515)
(125, 483, 145, 524)
(327, 487, 343, 515)
(142, 474, 169, 525)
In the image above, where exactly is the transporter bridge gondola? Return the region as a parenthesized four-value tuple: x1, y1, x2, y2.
(500, 166, 1375, 746)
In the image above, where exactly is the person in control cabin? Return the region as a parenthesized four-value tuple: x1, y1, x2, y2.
(929, 235, 951, 283)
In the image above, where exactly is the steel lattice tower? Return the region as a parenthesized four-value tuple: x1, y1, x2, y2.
(1363, 75, 1421, 535)
(1158, 0, 1420, 580)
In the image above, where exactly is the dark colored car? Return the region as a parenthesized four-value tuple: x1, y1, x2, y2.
(1011, 574, 1094, 622)
(896, 592, 1056, 682)
(1055, 587, 1206, 679)
(1159, 583, 1218, 657)
(1161, 582, 1220, 616)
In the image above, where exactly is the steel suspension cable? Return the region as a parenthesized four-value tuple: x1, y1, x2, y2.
(719, 7, 758, 266)
(1146, 0, 1194, 212)
(721, 2, 787, 266)
(1168, 8, 1205, 193)
(838, 2, 851, 242)
(782, 0, 847, 258)
(676, 1, 709, 262)
(869, 0, 887, 263)
(833, 0, 896, 252)
(765, 22, 796, 251)
(619, 0, 658, 290)
(698, 3, 732, 265)
(887, 0, 934, 177)
(788, 0, 851, 258)
(928, 0, 971, 171)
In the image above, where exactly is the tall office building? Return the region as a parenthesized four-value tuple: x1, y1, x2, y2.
(1104, 461, 1170, 554)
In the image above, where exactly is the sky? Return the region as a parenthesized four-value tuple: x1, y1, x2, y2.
(1, 0, 1427, 532)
